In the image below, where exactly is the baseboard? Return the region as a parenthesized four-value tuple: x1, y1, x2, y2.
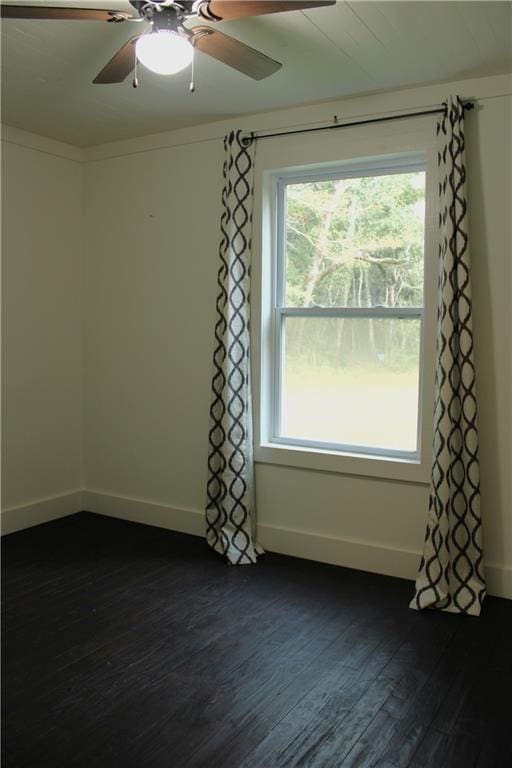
(258, 522, 420, 581)
(83, 490, 511, 600)
(259, 522, 511, 601)
(82, 490, 205, 537)
(0, 491, 83, 535)
(485, 564, 512, 602)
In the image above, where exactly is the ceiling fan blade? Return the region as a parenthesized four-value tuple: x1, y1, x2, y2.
(93, 35, 140, 84)
(201, 0, 335, 22)
(0, 5, 135, 21)
(192, 26, 281, 80)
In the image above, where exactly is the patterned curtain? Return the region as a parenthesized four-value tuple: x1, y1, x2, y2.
(411, 95, 486, 615)
(205, 130, 263, 565)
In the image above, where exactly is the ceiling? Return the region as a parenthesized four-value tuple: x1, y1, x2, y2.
(1, 0, 511, 147)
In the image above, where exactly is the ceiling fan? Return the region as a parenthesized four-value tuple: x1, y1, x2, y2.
(0, 1, 335, 84)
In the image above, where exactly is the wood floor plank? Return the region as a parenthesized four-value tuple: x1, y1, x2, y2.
(374, 636, 467, 767)
(238, 613, 412, 767)
(408, 728, 451, 768)
(2, 512, 511, 768)
(334, 638, 451, 768)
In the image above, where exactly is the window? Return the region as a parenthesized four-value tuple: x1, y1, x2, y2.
(257, 150, 435, 479)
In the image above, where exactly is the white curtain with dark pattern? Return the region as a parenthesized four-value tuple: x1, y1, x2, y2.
(205, 130, 263, 565)
(411, 95, 486, 615)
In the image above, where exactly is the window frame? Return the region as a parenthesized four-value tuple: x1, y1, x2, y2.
(252, 124, 438, 484)
(272, 157, 427, 462)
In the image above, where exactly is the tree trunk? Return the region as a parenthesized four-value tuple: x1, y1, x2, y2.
(303, 179, 348, 307)
(364, 267, 375, 354)
(336, 283, 351, 357)
(298, 179, 349, 356)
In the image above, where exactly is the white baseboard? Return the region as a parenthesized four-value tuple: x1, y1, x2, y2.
(82, 490, 511, 601)
(0, 491, 83, 535)
(82, 490, 204, 537)
(259, 522, 511, 601)
(485, 564, 512, 602)
(258, 522, 420, 581)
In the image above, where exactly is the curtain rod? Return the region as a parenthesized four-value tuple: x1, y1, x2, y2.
(252, 101, 475, 142)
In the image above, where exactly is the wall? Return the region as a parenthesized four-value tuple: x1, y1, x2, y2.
(2, 75, 508, 596)
(466, 92, 512, 591)
(82, 73, 511, 598)
(1, 128, 84, 532)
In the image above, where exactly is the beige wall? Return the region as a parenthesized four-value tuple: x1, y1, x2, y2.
(83, 73, 511, 597)
(2, 74, 510, 596)
(83, 141, 221, 511)
(466, 92, 512, 578)
(1, 132, 83, 523)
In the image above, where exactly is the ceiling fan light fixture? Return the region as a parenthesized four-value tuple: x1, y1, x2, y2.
(136, 30, 193, 75)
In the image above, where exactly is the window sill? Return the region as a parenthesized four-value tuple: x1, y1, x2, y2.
(255, 441, 431, 484)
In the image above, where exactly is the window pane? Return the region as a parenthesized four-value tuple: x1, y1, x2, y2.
(284, 172, 425, 309)
(280, 316, 421, 453)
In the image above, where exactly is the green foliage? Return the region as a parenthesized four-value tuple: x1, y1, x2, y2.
(284, 171, 425, 373)
(285, 172, 425, 309)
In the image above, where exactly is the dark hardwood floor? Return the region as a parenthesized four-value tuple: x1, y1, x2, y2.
(2, 512, 511, 768)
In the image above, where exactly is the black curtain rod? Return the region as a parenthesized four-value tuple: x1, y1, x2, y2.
(253, 101, 474, 142)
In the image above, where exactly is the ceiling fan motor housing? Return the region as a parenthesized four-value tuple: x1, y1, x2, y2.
(129, 1, 194, 17)
(128, 1, 217, 22)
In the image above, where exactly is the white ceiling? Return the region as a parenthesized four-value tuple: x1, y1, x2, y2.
(1, 0, 511, 147)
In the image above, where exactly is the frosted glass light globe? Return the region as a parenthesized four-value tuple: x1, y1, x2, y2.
(136, 30, 193, 75)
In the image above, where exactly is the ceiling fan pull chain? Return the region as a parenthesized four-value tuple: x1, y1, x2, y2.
(189, 47, 195, 93)
(133, 47, 139, 88)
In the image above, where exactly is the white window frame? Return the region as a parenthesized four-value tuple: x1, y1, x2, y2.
(273, 157, 426, 461)
(252, 124, 438, 484)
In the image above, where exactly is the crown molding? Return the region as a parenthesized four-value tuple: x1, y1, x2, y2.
(1, 124, 84, 162)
